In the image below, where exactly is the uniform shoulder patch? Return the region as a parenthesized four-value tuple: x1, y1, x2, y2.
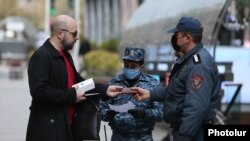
(191, 73, 204, 90)
(192, 54, 201, 64)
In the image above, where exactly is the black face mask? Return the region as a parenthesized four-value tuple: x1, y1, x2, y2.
(171, 35, 181, 52)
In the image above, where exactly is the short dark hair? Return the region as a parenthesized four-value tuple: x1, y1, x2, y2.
(183, 32, 202, 43)
(190, 33, 202, 43)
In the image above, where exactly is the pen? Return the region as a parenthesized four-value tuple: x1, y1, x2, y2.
(85, 93, 100, 96)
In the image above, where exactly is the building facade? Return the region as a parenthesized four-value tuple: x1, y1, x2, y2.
(83, 0, 144, 45)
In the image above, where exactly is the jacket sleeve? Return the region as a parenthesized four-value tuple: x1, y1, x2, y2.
(144, 101, 163, 122)
(87, 83, 108, 95)
(178, 63, 212, 138)
(150, 86, 167, 102)
(144, 80, 163, 121)
(28, 50, 76, 104)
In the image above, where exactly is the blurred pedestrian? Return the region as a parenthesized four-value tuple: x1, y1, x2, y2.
(26, 14, 122, 141)
(99, 47, 163, 141)
(79, 37, 91, 56)
(78, 37, 91, 73)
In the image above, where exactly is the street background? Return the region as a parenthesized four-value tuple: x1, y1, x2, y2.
(1, 0, 250, 140)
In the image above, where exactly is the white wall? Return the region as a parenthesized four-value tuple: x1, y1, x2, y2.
(208, 46, 250, 103)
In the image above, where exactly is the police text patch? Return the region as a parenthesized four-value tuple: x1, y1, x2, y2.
(192, 54, 201, 64)
(191, 74, 204, 89)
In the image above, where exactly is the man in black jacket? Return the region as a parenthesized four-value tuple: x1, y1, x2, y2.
(26, 15, 121, 141)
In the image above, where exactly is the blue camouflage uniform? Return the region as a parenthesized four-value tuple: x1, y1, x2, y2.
(99, 47, 163, 141)
(150, 17, 221, 141)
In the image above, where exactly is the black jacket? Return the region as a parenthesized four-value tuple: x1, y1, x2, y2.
(26, 39, 107, 141)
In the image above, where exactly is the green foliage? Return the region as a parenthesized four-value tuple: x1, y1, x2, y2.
(84, 50, 121, 77)
(99, 38, 118, 52)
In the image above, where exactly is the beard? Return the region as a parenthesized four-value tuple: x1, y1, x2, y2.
(62, 38, 74, 51)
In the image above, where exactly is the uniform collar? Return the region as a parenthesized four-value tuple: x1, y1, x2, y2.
(176, 43, 203, 64)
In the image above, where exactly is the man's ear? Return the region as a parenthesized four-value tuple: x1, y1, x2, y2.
(57, 31, 64, 40)
(185, 34, 190, 39)
(186, 34, 193, 42)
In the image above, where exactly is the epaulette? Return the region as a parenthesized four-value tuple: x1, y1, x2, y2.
(192, 54, 201, 64)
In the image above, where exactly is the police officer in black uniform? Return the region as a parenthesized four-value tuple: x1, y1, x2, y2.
(130, 17, 221, 141)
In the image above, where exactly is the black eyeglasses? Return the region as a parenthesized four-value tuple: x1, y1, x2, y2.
(60, 29, 78, 37)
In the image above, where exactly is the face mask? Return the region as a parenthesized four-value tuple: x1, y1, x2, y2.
(171, 35, 181, 52)
(123, 68, 141, 80)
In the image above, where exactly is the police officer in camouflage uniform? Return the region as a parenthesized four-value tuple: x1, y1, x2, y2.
(99, 47, 163, 141)
(131, 17, 221, 141)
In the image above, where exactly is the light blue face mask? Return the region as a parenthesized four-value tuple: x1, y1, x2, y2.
(123, 68, 141, 80)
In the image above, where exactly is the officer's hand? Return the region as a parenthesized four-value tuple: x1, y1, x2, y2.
(106, 110, 118, 121)
(128, 108, 146, 119)
(130, 87, 150, 101)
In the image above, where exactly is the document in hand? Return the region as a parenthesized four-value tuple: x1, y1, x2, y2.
(72, 78, 95, 93)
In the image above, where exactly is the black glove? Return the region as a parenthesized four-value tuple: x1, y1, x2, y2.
(128, 108, 146, 119)
(106, 110, 118, 121)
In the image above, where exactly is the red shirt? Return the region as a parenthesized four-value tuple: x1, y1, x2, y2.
(58, 51, 75, 125)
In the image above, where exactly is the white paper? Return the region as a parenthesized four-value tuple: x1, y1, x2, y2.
(108, 101, 135, 113)
(72, 78, 95, 93)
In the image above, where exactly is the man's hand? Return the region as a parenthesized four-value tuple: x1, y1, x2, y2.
(106, 85, 123, 97)
(106, 110, 118, 121)
(74, 85, 86, 103)
(131, 87, 150, 101)
(128, 108, 146, 119)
